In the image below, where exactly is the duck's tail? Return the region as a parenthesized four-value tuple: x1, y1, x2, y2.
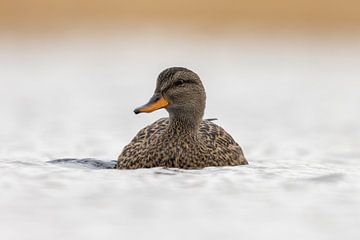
(205, 118, 218, 122)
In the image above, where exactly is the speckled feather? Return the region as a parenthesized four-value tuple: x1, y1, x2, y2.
(117, 118, 247, 169)
(117, 67, 247, 169)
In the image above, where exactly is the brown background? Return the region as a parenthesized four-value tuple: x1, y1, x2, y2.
(1, 0, 360, 33)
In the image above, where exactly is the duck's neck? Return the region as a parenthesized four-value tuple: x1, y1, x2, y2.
(167, 107, 204, 135)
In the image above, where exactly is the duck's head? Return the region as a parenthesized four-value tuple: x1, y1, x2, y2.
(134, 67, 206, 124)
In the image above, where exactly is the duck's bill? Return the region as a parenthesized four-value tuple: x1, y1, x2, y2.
(134, 95, 169, 114)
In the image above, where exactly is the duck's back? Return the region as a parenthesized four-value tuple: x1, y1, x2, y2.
(197, 120, 248, 167)
(117, 118, 247, 169)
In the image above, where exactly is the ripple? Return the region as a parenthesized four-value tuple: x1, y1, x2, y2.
(306, 173, 345, 183)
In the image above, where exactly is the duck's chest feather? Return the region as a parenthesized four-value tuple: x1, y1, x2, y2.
(117, 118, 247, 169)
(146, 132, 208, 168)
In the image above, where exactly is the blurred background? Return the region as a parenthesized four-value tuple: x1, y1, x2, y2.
(1, 1, 360, 240)
(1, 0, 360, 32)
(1, 0, 359, 158)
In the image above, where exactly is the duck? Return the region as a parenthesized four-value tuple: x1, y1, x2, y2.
(117, 67, 247, 169)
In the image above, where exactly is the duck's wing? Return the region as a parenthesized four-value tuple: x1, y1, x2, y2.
(117, 118, 169, 169)
(200, 120, 248, 165)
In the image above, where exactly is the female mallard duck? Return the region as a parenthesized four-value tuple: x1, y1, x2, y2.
(117, 67, 247, 169)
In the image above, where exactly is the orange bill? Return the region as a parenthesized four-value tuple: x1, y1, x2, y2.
(134, 95, 169, 114)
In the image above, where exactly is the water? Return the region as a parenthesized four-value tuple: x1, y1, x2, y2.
(0, 32, 359, 240)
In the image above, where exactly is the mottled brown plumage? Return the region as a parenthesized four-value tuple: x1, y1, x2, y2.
(117, 67, 247, 169)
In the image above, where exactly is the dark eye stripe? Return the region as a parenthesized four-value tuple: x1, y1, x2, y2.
(175, 79, 194, 86)
(174, 80, 184, 86)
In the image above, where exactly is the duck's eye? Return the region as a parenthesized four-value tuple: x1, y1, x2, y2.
(174, 79, 185, 86)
